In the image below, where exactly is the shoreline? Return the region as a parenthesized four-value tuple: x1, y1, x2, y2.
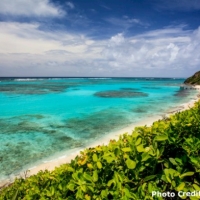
(1, 89, 200, 188)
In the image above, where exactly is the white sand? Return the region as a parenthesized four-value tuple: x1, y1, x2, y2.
(1, 90, 200, 188)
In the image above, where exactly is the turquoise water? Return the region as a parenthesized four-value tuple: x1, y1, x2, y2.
(0, 78, 197, 181)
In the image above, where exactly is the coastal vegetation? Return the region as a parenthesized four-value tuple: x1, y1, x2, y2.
(184, 71, 200, 85)
(0, 101, 200, 199)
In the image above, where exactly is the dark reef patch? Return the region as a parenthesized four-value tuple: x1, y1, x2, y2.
(131, 107, 148, 113)
(57, 135, 74, 142)
(25, 114, 45, 119)
(120, 88, 140, 91)
(94, 90, 148, 98)
(174, 89, 191, 97)
(64, 109, 131, 139)
(142, 87, 161, 90)
(0, 82, 79, 95)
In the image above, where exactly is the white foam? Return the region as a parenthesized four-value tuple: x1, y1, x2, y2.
(48, 78, 62, 80)
(58, 156, 66, 159)
(14, 78, 44, 81)
(28, 166, 36, 170)
(88, 78, 111, 80)
(43, 159, 57, 163)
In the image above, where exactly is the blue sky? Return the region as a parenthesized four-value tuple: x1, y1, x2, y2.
(0, 0, 200, 77)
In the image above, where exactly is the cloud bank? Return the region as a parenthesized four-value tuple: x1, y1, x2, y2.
(0, 21, 199, 77)
(0, 0, 64, 17)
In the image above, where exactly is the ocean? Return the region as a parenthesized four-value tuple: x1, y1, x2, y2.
(0, 77, 198, 182)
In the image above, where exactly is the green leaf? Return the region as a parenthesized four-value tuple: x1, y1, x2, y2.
(141, 152, 151, 162)
(136, 144, 144, 152)
(93, 170, 98, 182)
(67, 167, 74, 172)
(85, 194, 91, 200)
(154, 135, 168, 141)
(161, 175, 168, 183)
(101, 189, 109, 198)
(164, 169, 171, 183)
(139, 166, 145, 172)
(180, 172, 194, 179)
(193, 184, 200, 190)
(142, 183, 147, 191)
(87, 163, 93, 169)
(132, 132, 139, 138)
(190, 157, 199, 165)
(81, 185, 87, 192)
(105, 156, 115, 163)
(76, 188, 83, 199)
(51, 186, 55, 196)
(67, 183, 75, 191)
(87, 186, 94, 193)
(72, 172, 78, 180)
(135, 137, 142, 146)
(107, 179, 115, 187)
(172, 180, 176, 187)
(156, 149, 160, 157)
(169, 158, 178, 166)
(122, 147, 132, 152)
(97, 161, 102, 169)
(58, 183, 62, 191)
(176, 182, 185, 191)
(148, 182, 153, 193)
(126, 159, 136, 169)
(12, 190, 18, 200)
(123, 153, 129, 159)
(190, 197, 199, 200)
(84, 172, 92, 182)
(92, 154, 98, 162)
(164, 161, 169, 168)
(124, 188, 131, 198)
(46, 191, 52, 197)
(143, 175, 156, 182)
(144, 146, 151, 152)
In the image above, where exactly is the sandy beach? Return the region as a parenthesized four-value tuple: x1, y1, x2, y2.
(1, 87, 200, 189)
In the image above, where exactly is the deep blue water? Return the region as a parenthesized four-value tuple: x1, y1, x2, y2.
(0, 77, 197, 181)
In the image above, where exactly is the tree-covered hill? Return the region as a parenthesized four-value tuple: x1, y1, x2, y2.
(184, 71, 200, 85)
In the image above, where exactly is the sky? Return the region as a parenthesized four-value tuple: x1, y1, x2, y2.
(0, 0, 200, 77)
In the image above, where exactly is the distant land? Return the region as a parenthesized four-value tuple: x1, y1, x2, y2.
(184, 71, 200, 85)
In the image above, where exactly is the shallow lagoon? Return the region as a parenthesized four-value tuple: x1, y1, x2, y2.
(0, 78, 197, 181)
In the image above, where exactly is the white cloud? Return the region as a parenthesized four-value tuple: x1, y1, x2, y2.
(110, 33, 125, 45)
(155, 0, 200, 11)
(106, 17, 148, 29)
(135, 27, 191, 39)
(0, 22, 99, 54)
(0, 21, 200, 77)
(0, 0, 64, 17)
(66, 2, 75, 9)
(167, 43, 179, 62)
(101, 28, 200, 76)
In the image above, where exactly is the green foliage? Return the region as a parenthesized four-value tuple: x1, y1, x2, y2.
(1, 101, 200, 199)
(184, 71, 200, 85)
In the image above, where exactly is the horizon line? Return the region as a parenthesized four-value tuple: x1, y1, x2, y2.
(0, 76, 187, 79)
